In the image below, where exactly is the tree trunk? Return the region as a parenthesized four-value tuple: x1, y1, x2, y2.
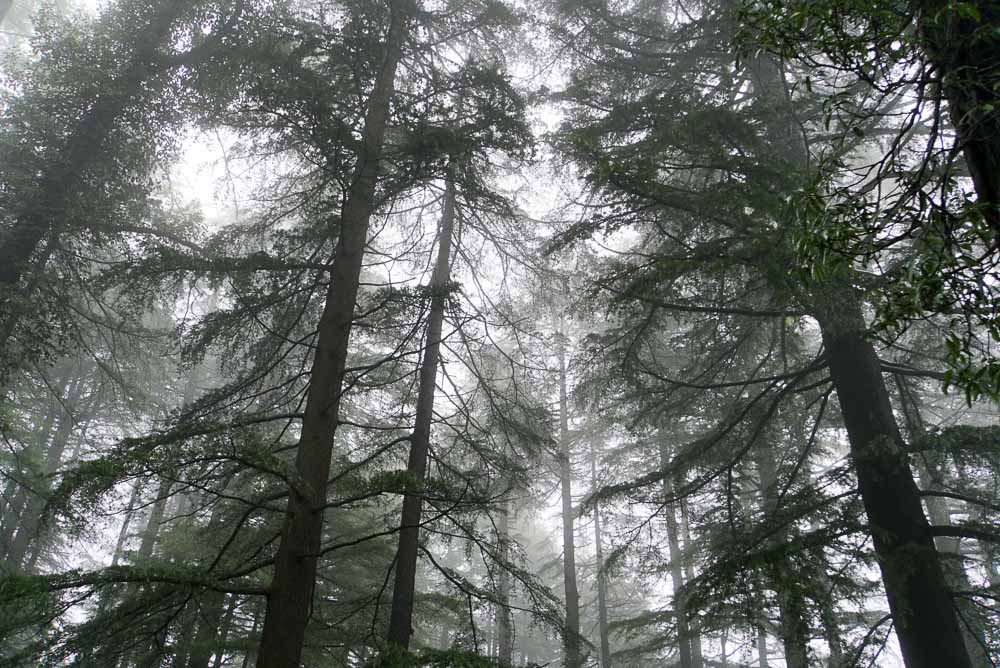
(754, 445, 810, 668)
(0, 396, 59, 556)
(590, 441, 611, 668)
(556, 331, 582, 668)
(170, 611, 198, 668)
(496, 501, 514, 666)
(137, 479, 174, 560)
(747, 40, 972, 668)
(918, 0, 1000, 231)
(186, 591, 229, 668)
(756, 626, 770, 668)
(7, 373, 87, 568)
(894, 377, 991, 666)
(0, 360, 71, 552)
(658, 438, 693, 668)
(386, 173, 457, 649)
(0, 2, 183, 292)
(241, 601, 262, 668)
(678, 498, 703, 666)
(813, 284, 971, 668)
(210, 595, 238, 668)
(255, 4, 410, 665)
(112, 482, 142, 566)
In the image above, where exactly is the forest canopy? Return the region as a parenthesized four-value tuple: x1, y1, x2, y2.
(0, 0, 998, 667)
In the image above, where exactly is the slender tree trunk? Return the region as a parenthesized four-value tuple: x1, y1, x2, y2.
(112, 483, 142, 566)
(0, 401, 59, 555)
(756, 626, 770, 668)
(556, 331, 581, 668)
(658, 438, 693, 668)
(171, 612, 198, 668)
(210, 595, 238, 668)
(754, 445, 809, 668)
(8, 374, 87, 567)
(678, 498, 703, 666)
(0, 1, 12, 25)
(590, 441, 611, 668)
(124, 479, 178, 668)
(812, 285, 971, 668)
(255, 5, 410, 665)
(894, 377, 991, 666)
(187, 591, 229, 668)
(807, 532, 844, 668)
(386, 173, 457, 649)
(137, 479, 174, 560)
(0, 360, 70, 552)
(241, 601, 262, 668)
(496, 501, 514, 666)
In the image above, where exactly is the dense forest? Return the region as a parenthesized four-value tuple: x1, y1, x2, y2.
(0, 0, 998, 666)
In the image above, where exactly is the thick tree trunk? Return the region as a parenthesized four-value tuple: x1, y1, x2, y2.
(747, 40, 972, 668)
(813, 284, 971, 668)
(386, 174, 457, 649)
(556, 333, 582, 668)
(255, 4, 410, 665)
(590, 441, 611, 668)
(658, 439, 693, 668)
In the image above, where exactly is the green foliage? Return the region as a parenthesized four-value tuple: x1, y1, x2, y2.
(379, 645, 509, 667)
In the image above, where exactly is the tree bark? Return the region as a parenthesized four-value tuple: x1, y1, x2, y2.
(556, 330, 582, 668)
(496, 500, 514, 666)
(112, 482, 142, 567)
(756, 626, 770, 668)
(7, 372, 87, 568)
(919, 0, 1000, 231)
(255, 3, 410, 665)
(590, 441, 611, 668)
(386, 173, 457, 649)
(813, 284, 971, 668)
(678, 498, 703, 666)
(0, 388, 60, 556)
(658, 438, 693, 668)
(754, 444, 810, 668)
(240, 601, 262, 668)
(137, 479, 174, 561)
(186, 591, 229, 668)
(894, 377, 991, 666)
(210, 595, 238, 668)
(747, 40, 972, 668)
